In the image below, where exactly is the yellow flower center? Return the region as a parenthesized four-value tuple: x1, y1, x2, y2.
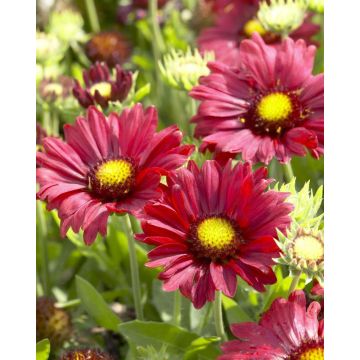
(90, 81, 112, 98)
(73, 352, 86, 360)
(197, 217, 235, 250)
(257, 93, 293, 122)
(298, 347, 324, 360)
(44, 83, 63, 96)
(95, 159, 133, 188)
(294, 235, 324, 261)
(243, 19, 267, 37)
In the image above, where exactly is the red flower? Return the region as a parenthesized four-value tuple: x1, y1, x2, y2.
(191, 34, 324, 164)
(219, 290, 324, 360)
(137, 160, 292, 308)
(198, 0, 320, 67)
(36, 104, 193, 245)
(73, 62, 132, 109)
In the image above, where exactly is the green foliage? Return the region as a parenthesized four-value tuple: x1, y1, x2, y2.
(36, 339, 50, 360)
(75, 275, 121, 332)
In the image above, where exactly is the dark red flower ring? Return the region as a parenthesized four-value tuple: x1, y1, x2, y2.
(219, 290, 324, 360)
(136, 160, 293, 308)
(36, 104, 194, 245)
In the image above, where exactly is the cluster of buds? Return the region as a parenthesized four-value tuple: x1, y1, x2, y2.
(257, 0, 309, 37)
(274, 179, 324, 285)
(159, 48, 214, 91)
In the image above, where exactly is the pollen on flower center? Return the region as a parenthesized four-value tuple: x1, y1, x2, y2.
(243, 19, 267, 37)
(294, 235, 324, 261)
(257, 92, 293, 122)
(43, 83, 63, 96)
(88, 157, 135, 200)
(90, 81, 112, 98)
(197, 217, 235, 250)
(297, 347, 324, 360)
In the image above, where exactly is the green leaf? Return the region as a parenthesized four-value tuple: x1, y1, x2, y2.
(75, 275, 120, 331)
(36, 339, 50, 360)
(119, 321, 219, 359)
(134, 83, 151, 102)
(222, 295, 253, 324)
(183, 337, 221, 360)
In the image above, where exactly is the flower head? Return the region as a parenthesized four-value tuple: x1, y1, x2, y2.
(159, 48, 214, 91)
(191, 34, 324, 164)
(60, 349, 114, 360)
(258, 0, 309, 37)
(39, 75, 74, 103)
(36, 31, 65, 64)
(36, 297, 72, 349)
(73, 62, 132, 109)
(85, 31, 131, 68)
(198, 0, 320, 67)
(219, 290, 324, 360)
(36, 104, 193, 245)
(275, 180, 324, 283)
(137, 160, 293, 308)
(48, 9, 86, 44)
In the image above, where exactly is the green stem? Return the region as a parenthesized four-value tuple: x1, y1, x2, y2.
(51, 108, 59, 137)
(289, 271, 302, 295)
(214, 291, 227, 340)
(282, 161, 294, 182)
(121, 214, 144, 320)
(37, 201, 50, 296)
(172, 291, 181, 326)
(84, 0, 100, 33)
(197, 304, 212, 333)
(149, 0, 165, 99)
(43, 108, 51, 136)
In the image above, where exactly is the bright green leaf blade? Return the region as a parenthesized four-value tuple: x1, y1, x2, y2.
(183, 336, 221, 360)
(222, 296, 253, 324)
(36, 339, 50, 360)
(119, 320, 219, 359)
(75, 275, 120, 332)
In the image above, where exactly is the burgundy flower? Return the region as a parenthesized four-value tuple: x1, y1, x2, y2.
(198, 0, 320, 67)
(219, 290, 324, 360)
(73, 62, 132, 109)
(60, 349, 114, 360)
(39, 75, 74, 102)
(85, 31, 131, 68)
(190, 34, 324, 164)
(137, 160, 292, 308)
(36, 104, 193, 245)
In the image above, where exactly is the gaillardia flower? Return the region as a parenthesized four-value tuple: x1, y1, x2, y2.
(60, 349, 114, 360)
(159, 48, 214, 91)
(198, 0, 319, 67)
(39, 75, 74, 103)
(85, 31, 131, 68)
(73, 62, 132, 109)
(190, 34, 324, 164)
(137, 160, 293, 308)
(219, 290, 324, 359)
(36, 104, 193, 245)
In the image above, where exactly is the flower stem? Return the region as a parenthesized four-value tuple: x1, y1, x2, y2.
(214, 291, 227, 340)
(51, 108, 59, 137)
(172, 290, 181, 326)
(122, 214, 144, 320)
(289, 271, 302, 295)
(37, 201, 50, 296)
(84, 0, 100, 33)
(282, 161, 294, 182)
